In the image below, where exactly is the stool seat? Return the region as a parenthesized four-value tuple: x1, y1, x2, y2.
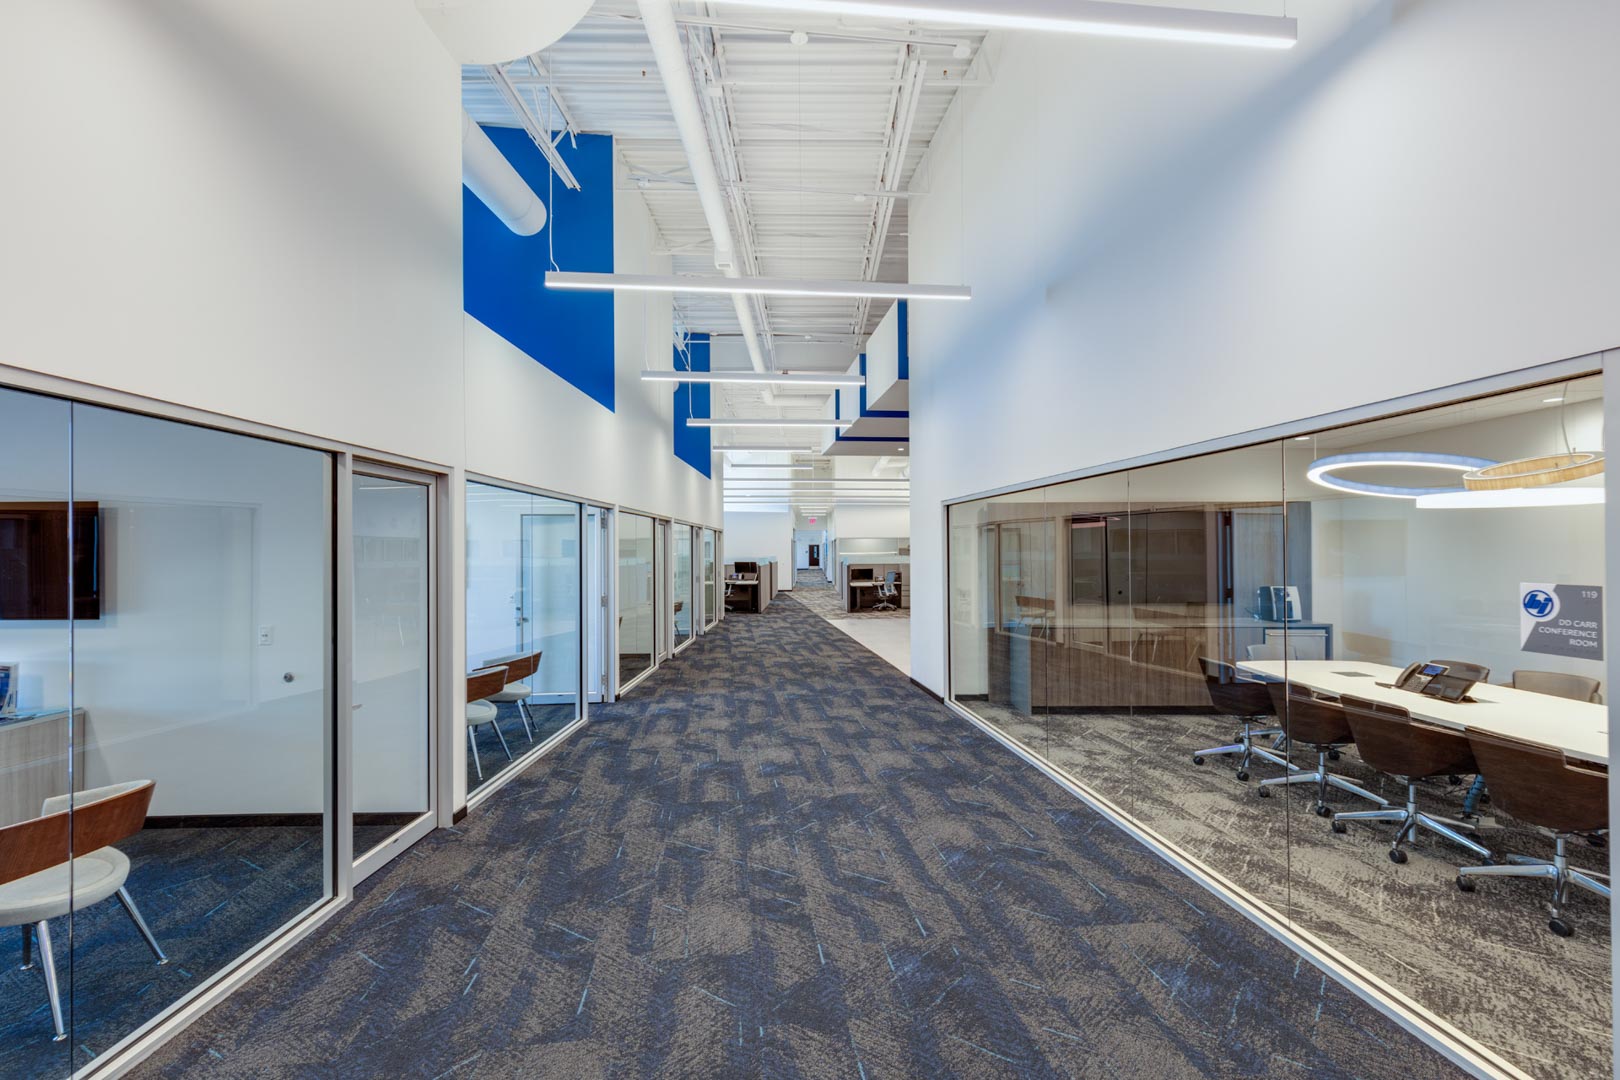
(466, 700, 498, 724)
(486, 682, 531, 704)
(0, 848, 129, 927)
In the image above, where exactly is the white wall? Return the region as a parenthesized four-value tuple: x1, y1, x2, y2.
(833, 506, 911, 544)
(723, 509, 794, 587)
(0, 0, 721, 813)
(908, 0, 1620, 694)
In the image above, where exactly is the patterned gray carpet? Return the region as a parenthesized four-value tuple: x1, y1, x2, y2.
(134, 597, 1463, 1079)
(792, 571, 907, 621)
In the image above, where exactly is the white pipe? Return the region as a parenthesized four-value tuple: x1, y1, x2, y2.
(636, 0, 771, 384)
(462, 109, 547, 236)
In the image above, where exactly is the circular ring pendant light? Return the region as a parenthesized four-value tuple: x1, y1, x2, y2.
(1306, 452, 1498, 499)
(1461, 452, 1604, 490)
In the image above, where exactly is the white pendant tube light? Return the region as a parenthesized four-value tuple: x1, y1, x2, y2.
(726, 464, 817, 471)
(717, 444, 817, 452)
(1416, 488, 1606, 510)
(689, 418, 853, 429)
(642, 371, 866, 388)
(547, 271, 970, 302)
(703, 0, 1296, 49)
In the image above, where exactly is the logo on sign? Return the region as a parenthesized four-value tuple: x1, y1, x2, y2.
(1522, 588, 1558, 620)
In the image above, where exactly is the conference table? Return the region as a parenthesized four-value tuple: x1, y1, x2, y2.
(1236, 660, 1610, 767)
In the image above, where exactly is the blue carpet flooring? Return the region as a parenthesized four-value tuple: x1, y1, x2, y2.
(131, 596, 1464, 1078)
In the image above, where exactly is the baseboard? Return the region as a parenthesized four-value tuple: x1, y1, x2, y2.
(909, 677, 944, 703)
(452, 806, 469, 824)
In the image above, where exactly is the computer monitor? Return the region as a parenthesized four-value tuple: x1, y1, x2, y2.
(851, 568, 874, 581)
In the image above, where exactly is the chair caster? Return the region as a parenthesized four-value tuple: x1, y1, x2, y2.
(1328, 749, 1341, 762)
(1192, 755, 1205, 766)
(1456, 875, 1476, 893)
(1448, 774, 1462, 785)
(1314, 803, 1332, 817)
(1388, 848, 1408, 864)
(1588, 834, 1607, 849)
(1330, 820, 1347, 834)
(1234, 770, 1250, 782)
(1549, 917, 1573, 938)
(1257, 787, 1272, 799)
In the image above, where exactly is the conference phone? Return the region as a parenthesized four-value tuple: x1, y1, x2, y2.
(1388, 659, 1490, 703)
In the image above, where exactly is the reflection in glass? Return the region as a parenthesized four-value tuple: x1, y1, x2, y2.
(947, 373, 1610, 1078)
(465, 482, 581, 795)
(703, 529, 718, 629)
(674, 526, 694, 649)
(352, 476, 431, 860)
(618, 513, 656, 687)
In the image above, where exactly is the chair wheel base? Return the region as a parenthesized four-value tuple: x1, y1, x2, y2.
(1549, 917, 1573, 938)
(1234, 770, 1250, 782)
(1192, 755, 1205, 766)
(1330, 820, 1347, 834)
(1257, 787, 1272, 799)
(1456, 875, 1476, 893)
(1388, 848, 1408, 864)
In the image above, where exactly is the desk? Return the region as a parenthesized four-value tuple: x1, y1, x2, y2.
(0, 708, 86, 827)
(1237, 660, 1609, 766)
(725, 576, 763, 613)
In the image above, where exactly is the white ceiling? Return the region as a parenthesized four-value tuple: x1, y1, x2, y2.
(462, 0, 986, 467)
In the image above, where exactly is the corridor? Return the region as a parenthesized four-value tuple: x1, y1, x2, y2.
(136, 598, 1461, 1079)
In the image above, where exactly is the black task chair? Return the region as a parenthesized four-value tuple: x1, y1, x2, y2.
(1456, 730, 1611, 937)
(1191, 658, 1292, 781)
(1256, 682, 1387, 816)
(1329, 696, 1491, 864)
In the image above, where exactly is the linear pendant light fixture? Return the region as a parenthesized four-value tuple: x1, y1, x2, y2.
(689, 418, 852, 429)
(547, 271, 969, 302)
(642, 370, 866, 388)
(703, 0, 1296, 49)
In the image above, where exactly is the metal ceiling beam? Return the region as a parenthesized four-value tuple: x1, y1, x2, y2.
(524, 53, 580, 137)
(484, 64, 582, 190)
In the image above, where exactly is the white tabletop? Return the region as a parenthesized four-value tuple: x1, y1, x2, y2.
(1237, 660, 1610, 766)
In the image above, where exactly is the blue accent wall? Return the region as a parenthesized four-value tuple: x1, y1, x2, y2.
(674, 334, 711, 477)
(897, 300, 909, 380)
(464, 127, 616, 411)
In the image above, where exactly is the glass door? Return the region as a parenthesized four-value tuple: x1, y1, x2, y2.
(350, 467, 435, 880)
(674, 525, 694, 651)
(585, 506, 610, 702)
(655, 520, 670, 662)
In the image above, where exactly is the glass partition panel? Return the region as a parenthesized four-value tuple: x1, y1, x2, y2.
(703, 528, 718, 629)
(67, 401, 333, 1070)
(618, 513, 656, 686)
(351, 474, 431, 861)
(0, 387, 73, 1078)
(465, 482, 581, 795)
(945, 370, 1610, 1079)
(674, 525, 694, 649)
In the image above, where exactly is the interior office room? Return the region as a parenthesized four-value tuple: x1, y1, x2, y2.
(2, 1, 1617, 1079)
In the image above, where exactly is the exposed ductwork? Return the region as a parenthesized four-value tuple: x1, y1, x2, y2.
(461, 108, 547, 236)
(636, 0, 773, 400)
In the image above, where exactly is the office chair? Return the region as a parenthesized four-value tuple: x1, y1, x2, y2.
(1191, 657, 1294, 781)
(483, 651, 543, 742)
(872, 571, 899, 612)
(1245, 642, 1297, 661)
(0, 781, 168, 1040)
(464, 665, 512, 781)
(1256, 682, 1388, 816)
(1461, 669, 1604, 817)
(1329, 696, 1491, 863)
(1456, 730, 1610, 937)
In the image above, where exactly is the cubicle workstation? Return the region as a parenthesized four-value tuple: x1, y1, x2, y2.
(946, 369, 1610, 1079)
(721, 558, 772, 613)
(840, 556, 910, 613)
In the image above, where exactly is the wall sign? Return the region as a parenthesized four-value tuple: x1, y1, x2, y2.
(1520, 583, 1603, 661)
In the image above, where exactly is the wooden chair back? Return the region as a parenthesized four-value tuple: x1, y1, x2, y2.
(466, 666, 508, 703)
(1266, 681, 1351, 746)
(482, 652, 541, 683)
(1339, 696, 1475, 779)
(1199, 657, 1274, 717)
(1467, 730, 1608, 835)
(0, 781, 155, 887)
(1512, 670, 1601, 703)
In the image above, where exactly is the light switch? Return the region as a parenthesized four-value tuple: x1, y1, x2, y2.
(258, 626, 274, 646)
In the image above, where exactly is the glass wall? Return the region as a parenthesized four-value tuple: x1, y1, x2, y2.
(674, 525, 694, 651)
(464, 482, 581, 796)
(703, 528, 718, 629)
(0, 388, 333, 1077)
(618, 513, 656, 687)
(947, 373, 1609, 1078)
(351, 474, 432, 860)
